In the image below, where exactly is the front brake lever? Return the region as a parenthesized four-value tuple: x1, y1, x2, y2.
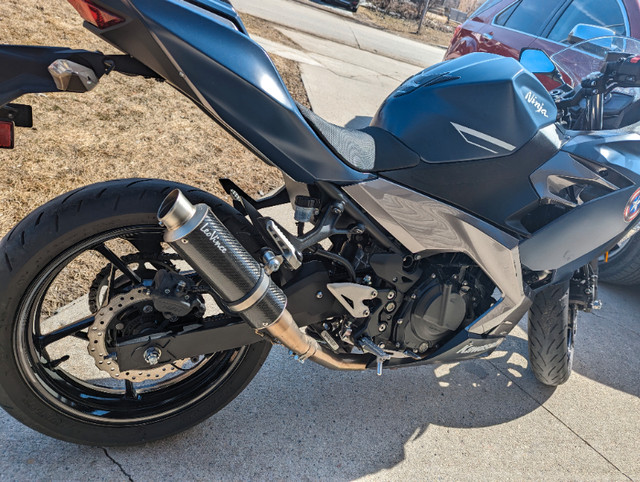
(555, 86, 588, 109)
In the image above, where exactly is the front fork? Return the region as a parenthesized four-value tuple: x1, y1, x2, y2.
(570, 260, 601, 312)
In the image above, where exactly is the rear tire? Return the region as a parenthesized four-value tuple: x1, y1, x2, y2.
(0, 179, 271, 446)
(528, 282, 576, 386)
(598, 233, 640, 285)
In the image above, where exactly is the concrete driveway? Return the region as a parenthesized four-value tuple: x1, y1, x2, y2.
(1, 284, 637, 480)
(1, 3, 639, 481)
(233, 0, 445, 67)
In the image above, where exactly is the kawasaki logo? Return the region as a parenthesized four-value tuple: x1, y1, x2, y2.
(525, 91, 549, 118)
(456, 340, 502, 355)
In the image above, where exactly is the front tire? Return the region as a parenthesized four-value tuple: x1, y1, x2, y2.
(528, 282, 576, 386)
(598, 232, 640, 285)
(0, 179, 271, 446)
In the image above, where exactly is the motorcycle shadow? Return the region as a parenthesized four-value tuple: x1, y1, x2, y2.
(110, 283, 638, 479)
(102, 329, 557, 479)
(1, 286, 635, 478)
(571, 282, 639, 399)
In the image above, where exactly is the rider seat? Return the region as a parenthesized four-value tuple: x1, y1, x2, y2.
(297, 103, 420, 173)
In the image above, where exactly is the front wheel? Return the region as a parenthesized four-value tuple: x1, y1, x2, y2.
(598, 232, 640, 285)
(528, 282, 576, 386)
(0, 179, 271, 446)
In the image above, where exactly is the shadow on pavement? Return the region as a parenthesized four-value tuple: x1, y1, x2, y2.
(101, 333, 556, 479)
(571, 283, 639, 398)
(0, 285, 636, 479)
(345, 115, 373, 129)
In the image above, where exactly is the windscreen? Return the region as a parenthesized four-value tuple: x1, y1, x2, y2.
(551, 36, 640, 87)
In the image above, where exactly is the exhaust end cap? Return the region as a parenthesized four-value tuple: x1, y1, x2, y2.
(158, 189, 197, 231)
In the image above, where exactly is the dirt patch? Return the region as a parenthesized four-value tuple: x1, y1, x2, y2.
(0, 1, 309, 236)
(355, 6, 455, 48)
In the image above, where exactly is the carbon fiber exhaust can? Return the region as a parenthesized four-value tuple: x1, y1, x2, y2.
(158, 189, 286, 329)
(158, 189, 370, 371)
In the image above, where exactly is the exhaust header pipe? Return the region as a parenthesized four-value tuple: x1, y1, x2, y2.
(158, 190, 369, 371)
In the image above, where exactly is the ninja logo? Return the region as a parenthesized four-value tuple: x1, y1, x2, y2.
(525, 91, 549, 118)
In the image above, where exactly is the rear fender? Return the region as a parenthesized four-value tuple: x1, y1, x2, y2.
(0, 45, 159, 106)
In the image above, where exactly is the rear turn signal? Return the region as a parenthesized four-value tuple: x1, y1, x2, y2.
(67, 0, 124, 29)
(0, 121, 14, 149)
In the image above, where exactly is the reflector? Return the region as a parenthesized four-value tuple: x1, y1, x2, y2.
(0, 121, 14, 149)
(67, 0, 124, 29)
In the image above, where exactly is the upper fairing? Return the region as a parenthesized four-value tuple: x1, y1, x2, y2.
(371, 53, 557, 163)
(562, 129, 640, 180)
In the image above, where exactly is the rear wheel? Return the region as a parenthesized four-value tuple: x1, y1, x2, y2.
(0, 179, 271, 446)
(528, 282, 576, 386)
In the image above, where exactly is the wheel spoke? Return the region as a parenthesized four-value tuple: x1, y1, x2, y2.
(124, 380, 139, 401)
(126, 232, 164, 257)
(37, 316, 95, 348)
(73, 331, 90, 342)
(93, 244, 142, 284)
(42, 355, 70, 370)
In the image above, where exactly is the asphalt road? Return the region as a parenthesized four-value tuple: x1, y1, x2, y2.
(232, 0, 445, 67)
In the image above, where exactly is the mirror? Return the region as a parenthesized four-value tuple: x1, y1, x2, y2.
(568, 24, 615, 45)
(520, 49, 556, 75)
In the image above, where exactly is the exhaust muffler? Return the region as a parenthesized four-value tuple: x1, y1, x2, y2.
(158, 190, 369, 371)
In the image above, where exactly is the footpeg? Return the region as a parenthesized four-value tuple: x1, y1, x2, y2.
(48, 59, 99, 93)
(359, 337, 391, 376)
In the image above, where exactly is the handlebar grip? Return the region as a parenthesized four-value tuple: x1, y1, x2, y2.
(611, 55, 640, 87)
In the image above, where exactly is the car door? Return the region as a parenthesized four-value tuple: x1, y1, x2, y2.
(478, 0, 569, 60)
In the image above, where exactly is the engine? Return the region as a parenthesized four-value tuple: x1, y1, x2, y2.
(397, 278, 469, 352)
(298, 227, 497, 360)
(368, 254, 496, 355)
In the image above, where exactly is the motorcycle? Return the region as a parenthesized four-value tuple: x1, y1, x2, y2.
(0, 0, 639, 446)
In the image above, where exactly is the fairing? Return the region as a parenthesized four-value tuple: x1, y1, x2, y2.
(520, 130, 640, 275)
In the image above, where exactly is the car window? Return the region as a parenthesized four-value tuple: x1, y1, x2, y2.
(470, 0, 503, 19)
(494, 0, 560, 35)
(547, 0, 627, 43)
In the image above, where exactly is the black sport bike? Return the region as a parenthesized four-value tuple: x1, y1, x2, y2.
(0, 1, 638, 445)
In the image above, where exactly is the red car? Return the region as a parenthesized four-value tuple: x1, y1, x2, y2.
(445, 0, 640, 64)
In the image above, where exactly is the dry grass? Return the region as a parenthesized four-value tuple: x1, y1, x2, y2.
(0, 1, 310, 237)
(356, 6, 454, 47)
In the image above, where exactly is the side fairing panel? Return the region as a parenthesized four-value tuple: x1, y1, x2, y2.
(382, 126, 564, 235)
(89, 0, 370, 184)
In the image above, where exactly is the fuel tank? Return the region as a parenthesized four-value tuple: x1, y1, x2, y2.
(371, 53, 557, 163)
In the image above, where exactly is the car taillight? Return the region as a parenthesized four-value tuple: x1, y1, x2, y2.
(0, 121, 14, 149)
(454, 25, 462, 37)
(67, 0, 124, 29)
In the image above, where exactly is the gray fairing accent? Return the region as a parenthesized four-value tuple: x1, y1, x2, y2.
(520, 186, 640, 273)
(344, 178, 530, 336)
